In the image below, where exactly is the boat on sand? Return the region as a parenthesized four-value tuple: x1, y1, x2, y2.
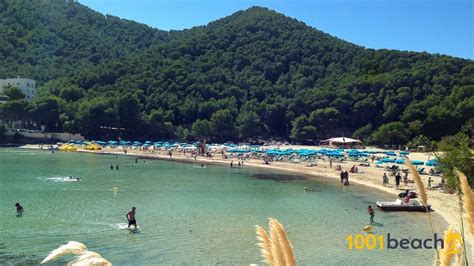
(376, 198, 431, 212)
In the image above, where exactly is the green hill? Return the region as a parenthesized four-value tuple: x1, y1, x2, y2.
(1, 1, 473, 144)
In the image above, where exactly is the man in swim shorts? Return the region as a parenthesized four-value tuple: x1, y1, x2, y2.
(126, 207, 137, 228)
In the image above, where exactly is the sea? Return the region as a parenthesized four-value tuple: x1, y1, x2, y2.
(0, 148, 442, 265)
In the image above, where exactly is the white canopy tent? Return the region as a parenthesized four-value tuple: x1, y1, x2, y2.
(322, 137, 362, 146)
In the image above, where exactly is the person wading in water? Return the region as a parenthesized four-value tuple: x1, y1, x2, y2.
(126, 207, 137, 229)
(367, 205, 375, 224)
(15, 203, 24, 217)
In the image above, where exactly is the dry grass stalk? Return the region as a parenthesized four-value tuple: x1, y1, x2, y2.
(68, 251, 104, 265)
(256, 218, 296, 266)
(438, 225, 463, 266)
(269, 219, 296, 266)
(41, 241, 111, 265)
(256, 225, 274, 265)
(456, 170, 474, 235)
(269, 220, 286, 266)
(406, 161, 440, 262)
(68, 257, 112, 266)
(41, 241, 87, 264)
(406, 161, 428, 204)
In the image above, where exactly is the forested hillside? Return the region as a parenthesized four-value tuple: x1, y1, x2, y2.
(1, 0, 473, 144)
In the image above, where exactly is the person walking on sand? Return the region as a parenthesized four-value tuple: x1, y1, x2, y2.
(427, 176, 432, 189)
(126, 207, 137, 228)
(383, 173, 389, 186)
(329, 157, 333, 168)
(403, 171, 408, 187)
(367, 205, 375, 224)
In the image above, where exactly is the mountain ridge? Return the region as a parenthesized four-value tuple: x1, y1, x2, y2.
(0, 0, 472, 143)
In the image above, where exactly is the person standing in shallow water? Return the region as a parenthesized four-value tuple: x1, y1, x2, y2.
(126, 207, 137, 228)
(15, 203, 24, 217)
(367, 205, 375, 224)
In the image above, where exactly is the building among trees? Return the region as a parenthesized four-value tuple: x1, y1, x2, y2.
(0, 77, 36, 100)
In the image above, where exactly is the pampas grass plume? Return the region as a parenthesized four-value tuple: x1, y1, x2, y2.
(41, 241, 87, 264)
(456, 169, 474, 235)
(42, 241, 111, 265)
(438, 225, 462, 266)
(68, 251, 104, 265)
(269, 219, 296, 266)
(256, 225, 274, 265)
(68, 257, 112, 266)
(256, 218, 296, 266)
(406, 161, 428, 204)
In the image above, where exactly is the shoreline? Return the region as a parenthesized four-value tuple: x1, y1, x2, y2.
(17, 145, 474, 262)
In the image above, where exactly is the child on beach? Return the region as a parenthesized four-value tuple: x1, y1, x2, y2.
(367, 205, 374, 224)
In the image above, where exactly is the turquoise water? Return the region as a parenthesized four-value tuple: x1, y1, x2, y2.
(0, 148, 442, 265)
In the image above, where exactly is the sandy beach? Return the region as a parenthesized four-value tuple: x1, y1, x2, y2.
(19, 144, 474, 262)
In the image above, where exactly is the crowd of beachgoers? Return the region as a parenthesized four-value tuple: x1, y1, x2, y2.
(19, 140, 473, 260)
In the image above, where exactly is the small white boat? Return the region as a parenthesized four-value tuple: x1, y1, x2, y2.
(376, 198, 431, 212)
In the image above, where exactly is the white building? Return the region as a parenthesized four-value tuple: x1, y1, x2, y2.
(0, 77, 36, 100)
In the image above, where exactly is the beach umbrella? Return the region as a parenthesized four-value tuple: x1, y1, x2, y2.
(411, 160, 425, 165)
(395, 159, 406, 164)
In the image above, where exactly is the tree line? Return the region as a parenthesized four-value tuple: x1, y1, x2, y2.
(0, 1, 473, 145)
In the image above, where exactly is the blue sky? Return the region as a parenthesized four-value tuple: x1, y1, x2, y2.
(81, 0, 473, 59)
